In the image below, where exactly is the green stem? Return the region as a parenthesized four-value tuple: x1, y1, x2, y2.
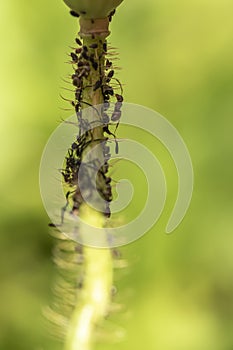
(65, 243, 113, 350)
(64, 18, 114, 350)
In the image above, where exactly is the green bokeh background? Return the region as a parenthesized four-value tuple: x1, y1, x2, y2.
(0, 0, 233, 349)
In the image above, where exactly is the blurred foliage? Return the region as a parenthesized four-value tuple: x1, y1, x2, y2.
(0, 0, 233, 349)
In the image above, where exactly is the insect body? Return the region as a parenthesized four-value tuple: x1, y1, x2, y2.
(70, 10, 80, 17)
(57, 31, 123, 226)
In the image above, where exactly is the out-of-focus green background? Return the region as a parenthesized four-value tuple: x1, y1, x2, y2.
(0, 0, 233, 349)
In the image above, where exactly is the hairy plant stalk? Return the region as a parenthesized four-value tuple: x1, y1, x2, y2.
(60, 16, 121, 350)
(65, 236, 113, 350)
(45, 2, 124, 349)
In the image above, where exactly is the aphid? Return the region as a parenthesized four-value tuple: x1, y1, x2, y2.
(103, 42, 107, 52)
(82, 51, 89, 60)
(76, 38, 82, 46)
(48, 223, 57, 227)
(75, 102, 81, 114)
(105, 177, 111, 184)
(102, 185, 113, 201)
(107, 70, 114, 79)
(73, 77, 81, 87)
(108, 9, 116, 22)
(77, 61, 84, 67)
(71, 141, 79, 150)
(89, 43, 98, 49)
(93, 79, 102, 91)
(80, 10, 86, 15)
(102, 162, 109, 174)
(91, 19, 95, 24)
(104, 85, 114, 96)
(83, 45, 88, 52)
(91, 61, 98, 70)
(105, 59, 112, 69)
(70, 10, 80, 17)
(115, 93, 123, 102)
(75, 89, 82, 101)
(71, 52, 78, 62)
(75, 48, 82, 54)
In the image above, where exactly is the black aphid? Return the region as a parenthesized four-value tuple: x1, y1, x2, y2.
(108, 9, 116, 22)
(107, 70, 114, 79)
(103, 42, 107, 52)
(70, 10, 80, 18)
(75, 38, 82, 46)
(75, 48, 82, 54)
(71, 52, 78, 62)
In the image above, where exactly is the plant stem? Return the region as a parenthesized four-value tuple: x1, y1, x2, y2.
(65, 242, 113, 350)
(64, 18, 114, 350)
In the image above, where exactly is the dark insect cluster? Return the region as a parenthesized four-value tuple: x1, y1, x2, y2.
(46, 10, 124, 340)
(59, 33, 123, 223)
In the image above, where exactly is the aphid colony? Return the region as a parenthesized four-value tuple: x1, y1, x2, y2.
(70, 9, 116, 22)
(60, 27, 123, 221)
